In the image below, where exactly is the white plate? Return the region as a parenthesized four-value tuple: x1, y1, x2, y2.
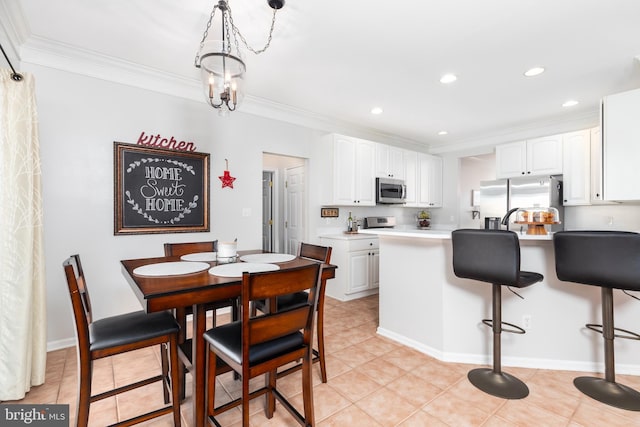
(133, 261, 210, 277)
(180, 252, 217, 262)
(209, 263, 280, 278)
(238, 253, 296, 263)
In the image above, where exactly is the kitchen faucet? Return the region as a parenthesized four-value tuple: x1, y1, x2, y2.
(501, 207, 520, 228)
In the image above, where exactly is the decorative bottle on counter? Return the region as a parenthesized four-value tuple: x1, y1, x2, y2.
(347, 211, 353, 232)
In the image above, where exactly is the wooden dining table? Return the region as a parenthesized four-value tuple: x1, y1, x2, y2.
(120, 250, 336, 427)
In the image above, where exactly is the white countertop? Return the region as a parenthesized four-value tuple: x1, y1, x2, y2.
(318, 232, 381, 241)
(357, 227, 554, 240)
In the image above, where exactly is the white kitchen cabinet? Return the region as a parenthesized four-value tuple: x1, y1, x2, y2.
(562, 130, 591, 206)
(405, 152, 442, 208)
(602, 88, 640, 201)
(319, 236, 379, 301)
(403, 150, 418, 206)
(589, 126, 609, 204)
(425, 154, 443, 207)
(375, 143, 405, 179)
(326, 134, 376, 206)
(496, 136, 563, 178)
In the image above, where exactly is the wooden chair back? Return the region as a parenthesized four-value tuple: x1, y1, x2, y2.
(63, 255, 92, 343)
(298, 242, 332, 264)
(242, 263, 322, 358)
(164, 240, 218, 257)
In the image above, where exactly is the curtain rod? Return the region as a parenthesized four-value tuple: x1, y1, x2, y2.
(0, 43, 24, 82)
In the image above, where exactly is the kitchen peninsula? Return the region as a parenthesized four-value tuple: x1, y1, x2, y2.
(358, 228, 640, 375)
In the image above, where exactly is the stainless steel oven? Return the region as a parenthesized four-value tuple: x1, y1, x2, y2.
(376, 177, 406, 204)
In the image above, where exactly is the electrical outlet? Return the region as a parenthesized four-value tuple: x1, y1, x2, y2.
(522, 315, 532, 330)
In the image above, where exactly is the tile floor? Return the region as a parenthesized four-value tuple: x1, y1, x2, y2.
(7, 295, 640, 426)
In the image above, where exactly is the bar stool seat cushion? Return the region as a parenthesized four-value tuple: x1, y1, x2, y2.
(517, 271, 544, 288)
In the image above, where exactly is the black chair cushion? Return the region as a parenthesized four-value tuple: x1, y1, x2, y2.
(553, 230, 640, 291)
(203, 321, 304, 366)
(89, 310, 179, 352)
(253, 292, 309, 313)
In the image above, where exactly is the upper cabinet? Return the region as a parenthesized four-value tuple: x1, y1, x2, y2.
(602, 88, 640, 201)
(590, 127, 605, 202)
(495, 136, 563, 178)
(405, 152, 442, 208)
(324, 134, 376, 206)
(562, 130, 591, 206)
(320, 134, 442, 208)
(375, 143, 405, 180)
(421, 154, 443, 208)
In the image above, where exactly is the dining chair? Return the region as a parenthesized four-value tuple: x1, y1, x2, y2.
(163, 240, 239, 398)
(62, 254, 181, 427)
(204, 262, 323, 427)
(252, 242, 332, 382)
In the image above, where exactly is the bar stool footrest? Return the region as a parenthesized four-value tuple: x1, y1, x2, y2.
(574, 376, 640, 411)
(482, 319, 526, 335)
(468, 368, 529, 399)
(585, 323, 640, 340)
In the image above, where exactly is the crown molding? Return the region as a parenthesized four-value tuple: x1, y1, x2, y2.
(17, 33, 425, 150)
(429, 109, 600, 155)
(0, 0, 29, 60)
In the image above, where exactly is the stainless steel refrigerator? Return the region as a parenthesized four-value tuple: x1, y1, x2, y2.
(479, 175, 564, 232)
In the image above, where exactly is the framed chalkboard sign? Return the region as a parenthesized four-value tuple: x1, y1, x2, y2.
(114, 142, 210, 235)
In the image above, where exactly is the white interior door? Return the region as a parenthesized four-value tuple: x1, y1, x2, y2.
(261, 171, 274, 252)
(284, 165, 305, 255)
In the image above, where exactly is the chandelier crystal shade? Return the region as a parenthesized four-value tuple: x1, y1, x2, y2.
(195, 0, 284, 115)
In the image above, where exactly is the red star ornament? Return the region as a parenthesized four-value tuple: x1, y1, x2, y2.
(219, 170, 236, 188)
(219, 159, 236, 188)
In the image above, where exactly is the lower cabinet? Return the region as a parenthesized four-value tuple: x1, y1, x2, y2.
(319, 236, 379, 301)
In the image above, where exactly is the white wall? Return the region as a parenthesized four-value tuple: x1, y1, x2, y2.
(29, 63, 327, 349)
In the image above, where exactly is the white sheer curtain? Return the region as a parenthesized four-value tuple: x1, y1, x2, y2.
(0, 68, 46, 400)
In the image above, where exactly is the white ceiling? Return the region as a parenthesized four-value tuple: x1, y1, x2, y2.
(4, 0, 640, 151)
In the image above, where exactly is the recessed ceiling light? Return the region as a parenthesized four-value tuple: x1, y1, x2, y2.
(524, 67, 545, 77)
(370, 107, 383, 115)
(438, 131, 448, 136)
(562, 100, 579, 107)
(440, 73, 457, 84)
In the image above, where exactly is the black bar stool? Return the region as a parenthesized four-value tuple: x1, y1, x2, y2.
(553, 230, 640, 411)
(452, 229, 543, 399)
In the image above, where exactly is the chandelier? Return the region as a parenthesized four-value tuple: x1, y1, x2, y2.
(195, 0, 284, 115)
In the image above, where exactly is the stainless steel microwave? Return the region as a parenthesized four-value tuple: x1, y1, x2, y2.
(376, 177, 406, 204)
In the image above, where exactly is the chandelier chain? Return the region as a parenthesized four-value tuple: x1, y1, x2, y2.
(194, 7, 217, 66)
(227, 3, 278, 55)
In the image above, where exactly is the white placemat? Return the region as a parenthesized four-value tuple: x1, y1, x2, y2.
(180, 252, 217, 262)
(238, 253, 296, 263)
(209, 263, 280, 278)
(133, 261, 210, 277)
